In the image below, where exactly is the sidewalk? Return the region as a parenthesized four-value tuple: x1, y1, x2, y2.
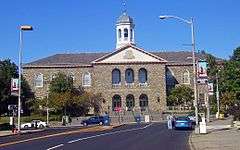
(189, 116, 240, 150)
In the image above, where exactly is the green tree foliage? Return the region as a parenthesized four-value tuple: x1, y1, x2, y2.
(206, 53, 218, 77)
(167, 85, 194, 106)
(218, 46, 240, 118)
(231, 47, 240, 61)
(0, 59, 34, 116)
(46, 73, 103, 116)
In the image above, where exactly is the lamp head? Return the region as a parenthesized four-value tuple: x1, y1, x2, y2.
(159, 16, 167, 19)
(20, 25, 33, 31)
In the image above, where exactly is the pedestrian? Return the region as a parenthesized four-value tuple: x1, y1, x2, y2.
(167, 114, 173, 129)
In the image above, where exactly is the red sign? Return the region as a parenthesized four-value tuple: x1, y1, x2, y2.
(114, 107, 121, 112)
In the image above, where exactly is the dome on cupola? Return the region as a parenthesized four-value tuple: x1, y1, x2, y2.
(117, 12, 134, 24)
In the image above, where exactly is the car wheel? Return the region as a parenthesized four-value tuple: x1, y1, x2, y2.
(39, 124, 44, 128)
(83, 122, 87, 126)
(24, 125, 29, 129)
(99, 122, 103, 125)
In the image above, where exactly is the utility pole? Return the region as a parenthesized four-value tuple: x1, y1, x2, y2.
(46, 86, 49, 125)
(206, 92, 210, 122)
(216, 72, 220, 118)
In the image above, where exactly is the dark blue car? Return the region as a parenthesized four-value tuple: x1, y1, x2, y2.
(81, 116, 106, 126)
(174, 116, 193, 130)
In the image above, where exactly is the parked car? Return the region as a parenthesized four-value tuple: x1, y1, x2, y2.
(21, 120, 47, 129)
(81, 116, 105, 126)
(174, 116, 193, 130)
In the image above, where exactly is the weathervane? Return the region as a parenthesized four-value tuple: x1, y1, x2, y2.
(122, 0, 127, 13)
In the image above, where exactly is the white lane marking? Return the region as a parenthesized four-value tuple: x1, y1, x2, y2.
(46, 144, 64, 150)
(68, 123, 153, 144)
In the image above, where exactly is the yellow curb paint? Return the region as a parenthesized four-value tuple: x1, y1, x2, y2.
(0, 126, 113, 148)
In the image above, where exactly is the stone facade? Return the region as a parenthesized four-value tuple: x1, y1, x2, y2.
(23, 45, 206, 115)
(22, 12, 213, 116)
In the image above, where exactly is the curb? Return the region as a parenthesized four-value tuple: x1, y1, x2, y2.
(0, 129, 45, 138)
(188, 132, 196, 150)
(112, 124, 125, 128)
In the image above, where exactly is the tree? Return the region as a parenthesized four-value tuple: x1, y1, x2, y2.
(0, 59, 34, 116)
(231, 47, 240, 61)
(218, 46, 240, 119)
(47, 72, 103, 116)
(167, 85, 194, 106)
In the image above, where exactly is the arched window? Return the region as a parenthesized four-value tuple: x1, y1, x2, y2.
(35, 73, 43, 88)
(138, 68, 147, 83)
(69, 72, 75, 81)
(139, 94, 148, 108)
(82, 72, 91, 87)
(112, 69, 121, 84)
(125, 68, 134, 83)
(112, 95, 121, 111)
(126, 94, 135, 111)
(166, 68, 175, 86)
(118, 29, 122, 39)
(124, 28, 128, 40)
(50, 74, 56, 81)
(183, 70, 190, 84)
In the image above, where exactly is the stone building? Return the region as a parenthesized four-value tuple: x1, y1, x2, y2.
(23, 12, 209, 115)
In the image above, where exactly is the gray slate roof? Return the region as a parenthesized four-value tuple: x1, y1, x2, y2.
(25, 51, 214, 67)
(117, 12, 134, 24)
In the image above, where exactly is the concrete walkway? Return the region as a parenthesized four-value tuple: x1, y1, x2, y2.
(190, 116, 240, 150)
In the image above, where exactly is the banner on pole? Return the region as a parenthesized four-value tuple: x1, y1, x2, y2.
(11, 78, 19, 96)
(208, 82, 214, 95)
(197, 60, 208, 78)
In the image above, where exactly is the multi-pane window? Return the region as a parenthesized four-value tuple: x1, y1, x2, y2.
(139, 94, 148, 108)
(166, 68, 175, 86)
(126, 94, 135, 111)
(138, 68, 147, 83)
(183, 70, 190, 84)
(112, 69, 121, 84)
(35, 73, 43, 88)
(82, 72, 91, 87)
(112, 95, 121, 111)
(125, 68, 134, 83)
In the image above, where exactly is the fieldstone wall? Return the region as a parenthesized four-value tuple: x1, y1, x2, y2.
(23, 67, 94, 98)
(92, 63, 167, 113)
(23, 62, 167, 114)
(23, 62, 208, 116)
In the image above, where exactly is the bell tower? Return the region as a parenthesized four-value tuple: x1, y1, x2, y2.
(116, 2, 135, 49)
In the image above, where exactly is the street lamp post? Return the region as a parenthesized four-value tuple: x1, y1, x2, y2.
(216, 72, 220, 118)
(159, 15, 199, 126)
(18, 25, 33, 132)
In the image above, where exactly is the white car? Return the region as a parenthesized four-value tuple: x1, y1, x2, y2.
(21, 120, 47, 129)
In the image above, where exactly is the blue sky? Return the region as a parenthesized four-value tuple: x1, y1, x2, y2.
(0, 0, 239, 63)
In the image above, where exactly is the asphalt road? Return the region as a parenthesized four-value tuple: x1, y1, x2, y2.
(0, 123, 192, 150)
